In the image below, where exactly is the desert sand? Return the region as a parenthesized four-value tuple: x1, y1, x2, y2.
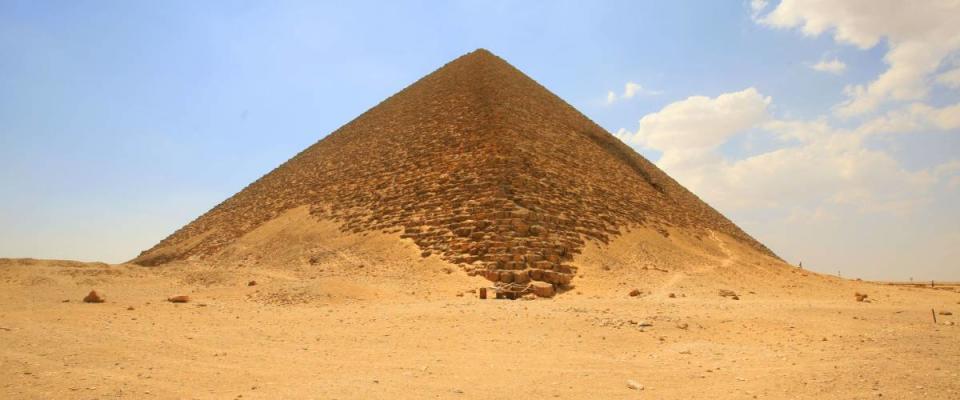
(4, 49, 957, 399)
(2, 220, 958, 399)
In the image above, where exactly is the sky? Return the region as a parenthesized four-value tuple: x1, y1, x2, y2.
(1, 0, 958, 280)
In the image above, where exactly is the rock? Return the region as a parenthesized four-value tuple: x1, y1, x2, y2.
(127, 306, 135, 311)
(718, 289, 737, 298)
(629, 289, 642, 297)
(939, 310, 952, 316)
(421, 250, 432, 258)
(531, 281, 555, 298)
(855, 292, 869, 302)
(83, 291, 104, 303)
(731, 295, 740, 300)
(668, 293, 676, 298)
(513, 270, 530, 284)
(676, 322, 689, 330)
(529, 269, 543, 281)
(626, 380, 644, 390)
(167, 295, 190, 303)
(247, 280, 257, 286)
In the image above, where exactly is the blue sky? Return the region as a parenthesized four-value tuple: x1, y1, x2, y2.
(1, 1, 958, 280)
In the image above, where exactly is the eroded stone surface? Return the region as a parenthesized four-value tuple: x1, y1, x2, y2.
(133, 49, 777, 288)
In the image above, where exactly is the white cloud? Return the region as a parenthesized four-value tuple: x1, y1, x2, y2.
(615, 88, 770, 153)
(605, 81, 660, 104)
(758, 0, 960, 116)
(937, 67, 960, 89)
(750, 0, 769, 18)
(617, 88, 943, 215)
(810, 58, 847, 74)
(858, 102, 960, 135)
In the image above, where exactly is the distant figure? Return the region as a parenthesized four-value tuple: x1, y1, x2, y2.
(798, 261, 802, 269)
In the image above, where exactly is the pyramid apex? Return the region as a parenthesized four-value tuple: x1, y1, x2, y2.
(463, 48, 498, 59)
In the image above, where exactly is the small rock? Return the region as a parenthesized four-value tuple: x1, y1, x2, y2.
(531, 281, 555, 298)
(420, 250, 432, 258)
(855, 292, 869, 302)
(718, 289, 737, 298)
(629, 289, 642, 297)
(127, 306, 135, 311)
(167, 295, 190, 303)
(626, 380, 644, 390)
(668, 293, 676, 298)
(83, 291, 105, 303)
(247, 280, 257, 286)
(938, 310, 952, 316)
(676, 322, 689, 330)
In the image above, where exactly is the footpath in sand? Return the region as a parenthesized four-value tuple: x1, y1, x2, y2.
(2, 227, 958, 399)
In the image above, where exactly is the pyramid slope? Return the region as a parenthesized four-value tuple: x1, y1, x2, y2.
(134, 49, 777, 287)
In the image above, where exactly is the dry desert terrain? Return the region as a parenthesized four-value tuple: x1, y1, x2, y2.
(2, 224, 958, 399)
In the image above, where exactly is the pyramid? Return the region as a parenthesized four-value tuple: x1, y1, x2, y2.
(134, 49, 776, 289)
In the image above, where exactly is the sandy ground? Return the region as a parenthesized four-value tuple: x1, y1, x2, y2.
(2, 226, 958, 399)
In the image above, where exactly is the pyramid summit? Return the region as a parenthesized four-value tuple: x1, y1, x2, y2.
(134, 49, 776, 289)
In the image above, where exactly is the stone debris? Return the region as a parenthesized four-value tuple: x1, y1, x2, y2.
(167, 295, 190, 303)
(626, 380, 644, 390)
(939, 310, 952, 316)
(718, 289, 738, 298)
(855, 292, 869, 302)
(531, 281, 555, 298)
(629, 289, 643, 297)
(129, 49, 778, 295)
(83, 290, 104, 303)
(247, 280, 257, 286)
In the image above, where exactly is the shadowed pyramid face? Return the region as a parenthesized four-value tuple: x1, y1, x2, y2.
(134, 49, 775, 289)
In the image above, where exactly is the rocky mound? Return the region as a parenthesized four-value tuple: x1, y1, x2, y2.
(133, 49, 777, 290)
